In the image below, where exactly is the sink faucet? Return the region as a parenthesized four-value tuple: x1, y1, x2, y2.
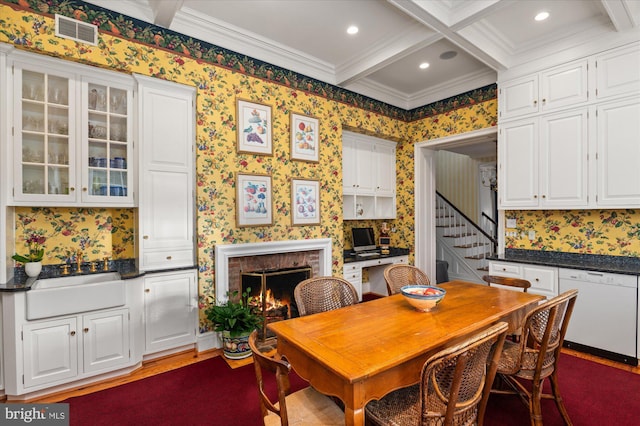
(76, 250, 83, 274)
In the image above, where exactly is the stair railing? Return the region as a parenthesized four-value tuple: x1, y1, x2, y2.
(436, 191, 497, 267)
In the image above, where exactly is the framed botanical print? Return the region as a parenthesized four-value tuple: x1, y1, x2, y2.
(237, 99, 273, 155)
(290, 113, 319, 162)
(291, 178, 320, 226)
(236, 173, 273, 227)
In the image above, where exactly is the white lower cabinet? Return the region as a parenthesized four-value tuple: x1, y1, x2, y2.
(488, 261, 557, 298)
(144, 269, 197, 355)
(22, 308, 130, 389)
(23, 317, 78, 388)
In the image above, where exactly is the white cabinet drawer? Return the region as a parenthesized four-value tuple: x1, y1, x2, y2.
(142, 250, 194, 270)
(489, 262, 521, 278)
(523, 266, 557, 296)
(343, 264, 362, 282)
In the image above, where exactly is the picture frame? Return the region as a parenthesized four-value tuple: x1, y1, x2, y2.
(290, 113, 320, 162)
(237, 99, 273, 155)
(236, 173, 273, 227)
(291, 178, 321, 226)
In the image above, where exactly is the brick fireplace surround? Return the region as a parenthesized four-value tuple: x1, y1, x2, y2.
(214, 239, 333, 303)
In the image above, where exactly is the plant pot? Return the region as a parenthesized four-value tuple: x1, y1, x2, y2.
(221, 330, 252, 360)
(24, 261, 42, 278)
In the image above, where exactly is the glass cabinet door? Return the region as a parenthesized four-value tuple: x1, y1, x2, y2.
(16, 68, 75, 202)
(83, 79, 133, 204)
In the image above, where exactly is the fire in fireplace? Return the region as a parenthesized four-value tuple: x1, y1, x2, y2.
(242, 266, 312, 339)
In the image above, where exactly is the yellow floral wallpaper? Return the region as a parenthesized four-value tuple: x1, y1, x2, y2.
(505, 210, 640, 257)
(14, 207, 135, 263)
(2, 1, 638, 333)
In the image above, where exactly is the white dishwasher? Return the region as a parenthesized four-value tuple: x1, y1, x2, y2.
(558, 268, 637, 365)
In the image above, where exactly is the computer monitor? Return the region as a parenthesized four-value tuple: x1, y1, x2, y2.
(352, 227, 377, 252)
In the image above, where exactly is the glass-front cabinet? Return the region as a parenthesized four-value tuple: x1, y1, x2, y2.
(15, 68, 75, 203)
(82, 77, 132, 204)
(10, 54, 134, 206)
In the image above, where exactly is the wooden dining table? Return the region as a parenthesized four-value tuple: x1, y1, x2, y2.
(267, 280, 544, 426)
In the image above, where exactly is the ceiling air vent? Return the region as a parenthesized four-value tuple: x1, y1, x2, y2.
(55, 14, 97, 45)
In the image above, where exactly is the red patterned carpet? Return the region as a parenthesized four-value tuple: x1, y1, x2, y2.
(65, 353, 640, 425)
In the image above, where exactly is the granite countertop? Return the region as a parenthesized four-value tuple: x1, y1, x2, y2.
(489, 249, 640, 276)
(343, 247, 410, 263)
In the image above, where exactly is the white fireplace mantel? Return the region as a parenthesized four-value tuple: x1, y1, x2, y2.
(215, 238, 333, 302)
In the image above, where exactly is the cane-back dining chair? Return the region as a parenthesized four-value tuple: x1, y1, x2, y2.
(365, 321, 509, 426)
(491, 289, 578, 426)
(483, 275, 532, 342)
(248, 330, 345, 426)
(482, 275, 532, 292)
(294, 276, 358, 316)
(383, 264, 431, 295)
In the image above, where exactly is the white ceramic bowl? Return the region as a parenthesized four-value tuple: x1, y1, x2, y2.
(400, 285, 446, 312)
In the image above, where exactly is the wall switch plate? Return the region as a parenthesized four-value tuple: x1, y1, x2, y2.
(506, 218, 517, 228)
(528, 230, 536, 240)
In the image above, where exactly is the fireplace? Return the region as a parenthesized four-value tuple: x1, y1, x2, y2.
(242, 266, 312, 338)
(215, 239, 333, 304)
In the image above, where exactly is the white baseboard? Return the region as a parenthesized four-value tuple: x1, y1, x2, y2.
(197, 331, 220, 352)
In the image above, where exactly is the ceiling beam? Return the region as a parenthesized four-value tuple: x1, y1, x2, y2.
(148, 0, 184, 28)
(388, 0, 509, 71)
(600, 0, 639, 31)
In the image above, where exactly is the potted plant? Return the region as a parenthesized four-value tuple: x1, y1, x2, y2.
(13, 233, 46, 278)
(206, 288, 262, 360)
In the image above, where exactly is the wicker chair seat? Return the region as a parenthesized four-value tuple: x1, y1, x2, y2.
(492, 289, 578, 426)
(263, 386, 344, 426)
(497, 340, 556, 379)
(366, 322, 508, 426)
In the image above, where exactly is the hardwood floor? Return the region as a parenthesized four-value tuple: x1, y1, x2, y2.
(20, 346, 639, 404)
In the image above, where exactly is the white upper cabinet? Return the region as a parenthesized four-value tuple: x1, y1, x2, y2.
(539, 108, 589, 208)
(343, 133, 375, 196)
(342, 131, 396, 220)
(135, 75, 196, 271)
(596, 97, 640, 207)
(499, 108, 589, 209)
(499, 119, 538, 208)
(8, 52, 134, 206)
(499, 59, 588, 121)
(374, 142, 396, 196)
(595, 42, 640, 100)
(498, 41, 640, 210)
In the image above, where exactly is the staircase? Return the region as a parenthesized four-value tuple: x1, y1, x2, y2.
(435, 191, 497, 283)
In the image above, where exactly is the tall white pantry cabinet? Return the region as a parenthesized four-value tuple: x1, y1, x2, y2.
(498, 42, 640, 210)
(134, 75, 198, 356)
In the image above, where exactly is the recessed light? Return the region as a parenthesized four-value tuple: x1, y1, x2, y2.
(535, 11, 549, 21)
(419, 62, 430, 70)
(439, 51, 457, 60)
(347, 25, 359, 35)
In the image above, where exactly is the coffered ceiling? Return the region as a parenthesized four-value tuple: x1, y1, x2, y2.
(85, 0, 640, 111)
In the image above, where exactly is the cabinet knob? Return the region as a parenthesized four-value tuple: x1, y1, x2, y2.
(143, 235, 149, 239)
(533, 100, 538, 106)
(542, 98, 546, 104)
(145, 288, 150, 293)
(69, 187, 75, 192)
(534, 195, 538, 199)
(70, 331, 76, 336)
(502, 268, 506, 271)
(82, 187, 88, 192)
(166, 256, 172, 260)
(535, 278, 540, 282)
(84, 327, 89, 333)
(542, 195, 546, 198)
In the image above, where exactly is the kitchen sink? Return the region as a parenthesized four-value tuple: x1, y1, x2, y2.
(27, 272, 126, 320)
